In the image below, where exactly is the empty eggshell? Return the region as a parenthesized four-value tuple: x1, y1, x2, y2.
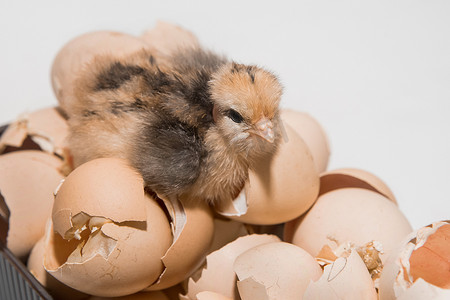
(319, 168, 397, 203)
(27, 234, 88, 300)
(144, 197, 214, 291)
(51, 31, 148, 113)
(378, 221, 450, 300)
(0, 150, 64, 260)
(45, 158, 172, 297)
(286, 188, 412, 264)
(234, 242, 322, 300)
(303, 250, 377, 300)
(196, 291, 233, 300)
(140, 21, 199, 55)
(216, 123, 319, 225)
(0, 107, 68, 157)
(183, 234, 280, 299)
(280, 109, 330, 173)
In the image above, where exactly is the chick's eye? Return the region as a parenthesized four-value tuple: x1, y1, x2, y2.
(226, 109, 244, 123)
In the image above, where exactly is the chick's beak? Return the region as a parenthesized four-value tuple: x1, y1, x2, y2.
(249, 117, 275, 143)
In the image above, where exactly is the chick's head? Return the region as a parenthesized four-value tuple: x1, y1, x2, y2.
(209, 62, 283, 160)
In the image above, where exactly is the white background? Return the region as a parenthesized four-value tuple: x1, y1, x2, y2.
(1, 0, 449, 230)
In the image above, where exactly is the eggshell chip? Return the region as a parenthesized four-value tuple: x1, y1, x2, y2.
(0, 150, 64, 260)
(0, 107, 68, 157)
(145, 197, 215, 291)
(379, 221, 450, 300)
(280, 109, 330, 173)
(234, 242, 322, 300)
(183, 234, 280, 299)
(303, 250, 378, 300)
(319, 168, 396, 203)
(216, 124, 319, 225)
(286, 188, 412, 264)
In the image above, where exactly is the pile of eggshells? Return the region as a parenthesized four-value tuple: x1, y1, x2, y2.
(0, 22, 448, 300)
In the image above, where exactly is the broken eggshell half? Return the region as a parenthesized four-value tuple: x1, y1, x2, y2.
(280, 109, 330, 173)
(285, 188, 412, 265)
(216, 123, 319, 225)
(234, 242, 322, 300)
(0, 150, 64, 260)
(0, 107, 69, 158)
(378, 220, 450, 300)
(45, 158, 173, 297)
(182, 234, 281, 300)
(303, 250, 377, 300)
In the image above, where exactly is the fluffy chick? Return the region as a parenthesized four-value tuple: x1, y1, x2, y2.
(67, 47, 283, 205)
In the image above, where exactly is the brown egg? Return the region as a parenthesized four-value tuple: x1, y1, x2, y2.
(0, 150, 64, 260)
(303, 250, 377, 300)
(280, 109, 330, 173)
(89, 291, 169, 300)
(182, 234, 280, 299)
(140, 21, 199, 55)
(44, 158, 172, 297)
(51, 31, 148, 113)
(234, 242, 322, 300)
(27, 234, 88, 300)
(378, 221, 450, 300)
(216, 123, 319, 225)
(286, 188, 412, 265)
(0, 107, 68, 157)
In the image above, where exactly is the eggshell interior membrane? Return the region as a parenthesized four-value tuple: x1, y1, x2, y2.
(234, 242, 322, 300)
(0, 150, 64, 260)
(303, 250, 377, 300)
(183, 234, 280, 299)
(27, 235, 88, 300)
(140, 20, 199, 55)
(51, 31, 148, 113)
(319, 168, 397, 203)
(286, 188, 412, 264)
(280, 109, 330, 173)
(0, 107, 68, 157)
(378, 221, 450, 300)
(144, 196, 214, 290)
(216, 123, 319, 225)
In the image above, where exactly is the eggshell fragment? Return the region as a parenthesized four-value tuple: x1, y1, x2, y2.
(0, 150, 64, 260)
(51, 31, 148, 113)
(183, 234, 280, 299)
(280, 109, 330, 173)
(0, 107, 68, 157)
(234, 242, 322, 300)
(319, 168, 396, 203)
(140, 21, 199, 55)
(303, 250, 377, 300)
(144, 196, 214, 291)
(27, 235, 88, 300)
(45, 158, 172, 297)
(89, 290, 169, 300)
(216, 124, 319, 225)
(379, 221, 450, 300)
(286, 188, 412, 264)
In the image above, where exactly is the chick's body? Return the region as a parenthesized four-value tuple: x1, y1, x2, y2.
(67, 47, 283, 204)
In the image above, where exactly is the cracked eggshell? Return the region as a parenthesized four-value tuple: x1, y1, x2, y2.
(303, 250, 377, 300)
(89, 290, 169, 300)
(46, 158, 172, 297)
(286, 188, 412, 263)
(0, 107, 68, 157)
(216, 123, 319, 225)
(183, 234, 280, 299)
(280, 109, 330, 173)
(27, 235, 88, 300)
(196, 291, 233, 300)
(379, 221, 450, 300)
(140, 21, 199, 55)
(234, 242, 322, 300)
(51, 31, 147, 114)
(0, 150, 64, 260)
(144, 198, 214, 291)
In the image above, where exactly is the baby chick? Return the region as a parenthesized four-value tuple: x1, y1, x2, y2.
(67, 46, 283, 205)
